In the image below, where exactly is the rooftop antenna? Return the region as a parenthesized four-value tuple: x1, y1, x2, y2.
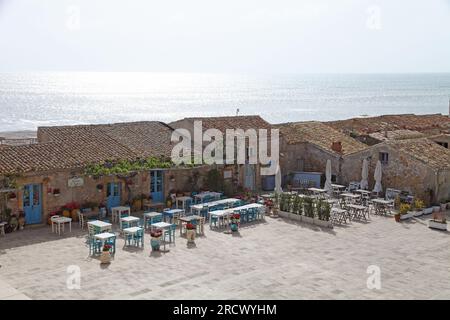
(236, 108, 240, 116)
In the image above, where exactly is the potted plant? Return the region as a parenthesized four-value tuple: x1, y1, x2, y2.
(186, 223, 197, 244)
(303, 196, 315, 224)
(53, 188, 60, 197)
(229, 214, 240, 232)
(428, 213, 447, 231)
(16, 211, 25, 230)
(412, 199, 425, 217)
(150, 229, 163, 251)
(399, 203, 411, 220)
(100, 244, 112, 264)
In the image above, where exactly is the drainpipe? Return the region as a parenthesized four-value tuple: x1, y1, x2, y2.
(434, 170, 440, 204)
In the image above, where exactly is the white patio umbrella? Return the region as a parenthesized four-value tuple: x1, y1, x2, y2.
(324, 159, 333, 194)
(373, 160, 383, 193)
(274, 163, 282, 194)
(360, 158, 369, 190)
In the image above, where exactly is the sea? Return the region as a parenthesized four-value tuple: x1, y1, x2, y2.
(0, 72, 449, 132)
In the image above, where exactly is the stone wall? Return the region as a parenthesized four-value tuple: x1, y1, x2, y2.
(343, 146, 450, 205)
(279, 140, 344, 185)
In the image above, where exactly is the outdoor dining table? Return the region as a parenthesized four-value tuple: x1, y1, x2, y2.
(347, 204, 369, 220)
(209, 210, 231, 229)
(53, 217, 72, 235)
(94, 232, 116, 253)
(111, 206, 131, 223)
(194, 192, 222, 203)
(120, 216, 140, 230)
(331, 208, 349, 224)
(190, 198, 240, 215)
(355, 189, 371, 195)
(143, 212, 163, 229)
(151, 222, 173, 252)
(163, 208, 184, 223)
(175, 196, 192, 210)
(123, 227, 144, 247)
(87, 220, 112, 233)
(372, 199, 393, 216)
(179, 215, 204, 236)
(332, 184, 346, 190)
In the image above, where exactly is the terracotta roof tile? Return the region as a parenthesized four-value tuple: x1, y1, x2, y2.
(0, 122, 174, 175)
(170, 115, 272, 132)
(369, 129, 426, 142)
(327, 114, 450, 135)
(276, 121, 368, 155)
(384, 138, 450, 170)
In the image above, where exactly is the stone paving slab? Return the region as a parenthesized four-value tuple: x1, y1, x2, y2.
(0, 213, 449, 300)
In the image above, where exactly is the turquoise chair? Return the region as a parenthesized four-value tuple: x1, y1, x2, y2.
(88, 238, 102, 256)
(164, 224, 177, 243)
(133, 229, 144, 247)
(105, 236, 116, 254)
(239, 209, 248, 224)
(209, 211, 219, 229)
(247, 208, 257, 222)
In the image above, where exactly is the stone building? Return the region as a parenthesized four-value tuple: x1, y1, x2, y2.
(343, 138, 450, 205)
(0, 121, 213, 225)
(169, 115, 273, 191)
(276, 121, 368, 186)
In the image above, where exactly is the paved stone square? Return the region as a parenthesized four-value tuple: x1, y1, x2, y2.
(0, 213, 449, 300)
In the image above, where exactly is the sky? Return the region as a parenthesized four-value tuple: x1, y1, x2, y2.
(0, 0, 450, 73)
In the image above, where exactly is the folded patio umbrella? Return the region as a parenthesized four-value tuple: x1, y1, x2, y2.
(373, 160, 383, 193)
(360, 158, 369, 190)
(274, 163, 283, 194)
(324, 159, 333, 194)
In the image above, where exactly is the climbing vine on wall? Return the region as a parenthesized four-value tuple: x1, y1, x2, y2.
(84, 157, 173, 179)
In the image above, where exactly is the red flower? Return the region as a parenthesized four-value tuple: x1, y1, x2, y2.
(186, 223, 196, 230)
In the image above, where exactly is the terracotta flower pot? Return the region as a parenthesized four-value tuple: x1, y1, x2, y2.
(394, 214, 400, 222)
(62, 210, 71, 218)
(100, 251, 111, 264)
(186, 229, 196, 243)
(71, 209, 80, 222)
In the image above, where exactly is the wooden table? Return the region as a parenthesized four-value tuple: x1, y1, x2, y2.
(88, 220, 112, 233)
(331, 208, 348, 224)
(53, 217, 72, 235)
(111, 206, 131, 223)
(372, 199, 393, 216)
(123, 227, 144, 247)
(194, 192, 222, 203)
(143, 202, 165, 212)
(179, 215, 203, 235)
(94, 232, 116, 253)
(190, 198, 240, 215)
(347, 204, 369, 220)
(143, 212, 163, 229)
(151, 222, 172, 252)
(163, 209, 184, 223)
(120, 216, 140, 229)
(175, 196, 192, 211)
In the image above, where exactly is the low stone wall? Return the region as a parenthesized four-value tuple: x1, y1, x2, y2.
(278, 210, 333, 228)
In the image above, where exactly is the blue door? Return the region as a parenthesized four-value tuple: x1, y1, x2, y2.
(23, 184, 42, 224)
(106, 182, 121, 211)
(150, 170, 164, 203)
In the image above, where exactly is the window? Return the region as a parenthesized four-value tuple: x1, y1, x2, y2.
(379, 152, 389, 164)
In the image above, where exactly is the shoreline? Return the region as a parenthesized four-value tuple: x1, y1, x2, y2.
(0, 130, 37, 140)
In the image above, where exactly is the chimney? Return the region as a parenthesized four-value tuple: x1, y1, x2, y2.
(331, 141, 343, 154)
